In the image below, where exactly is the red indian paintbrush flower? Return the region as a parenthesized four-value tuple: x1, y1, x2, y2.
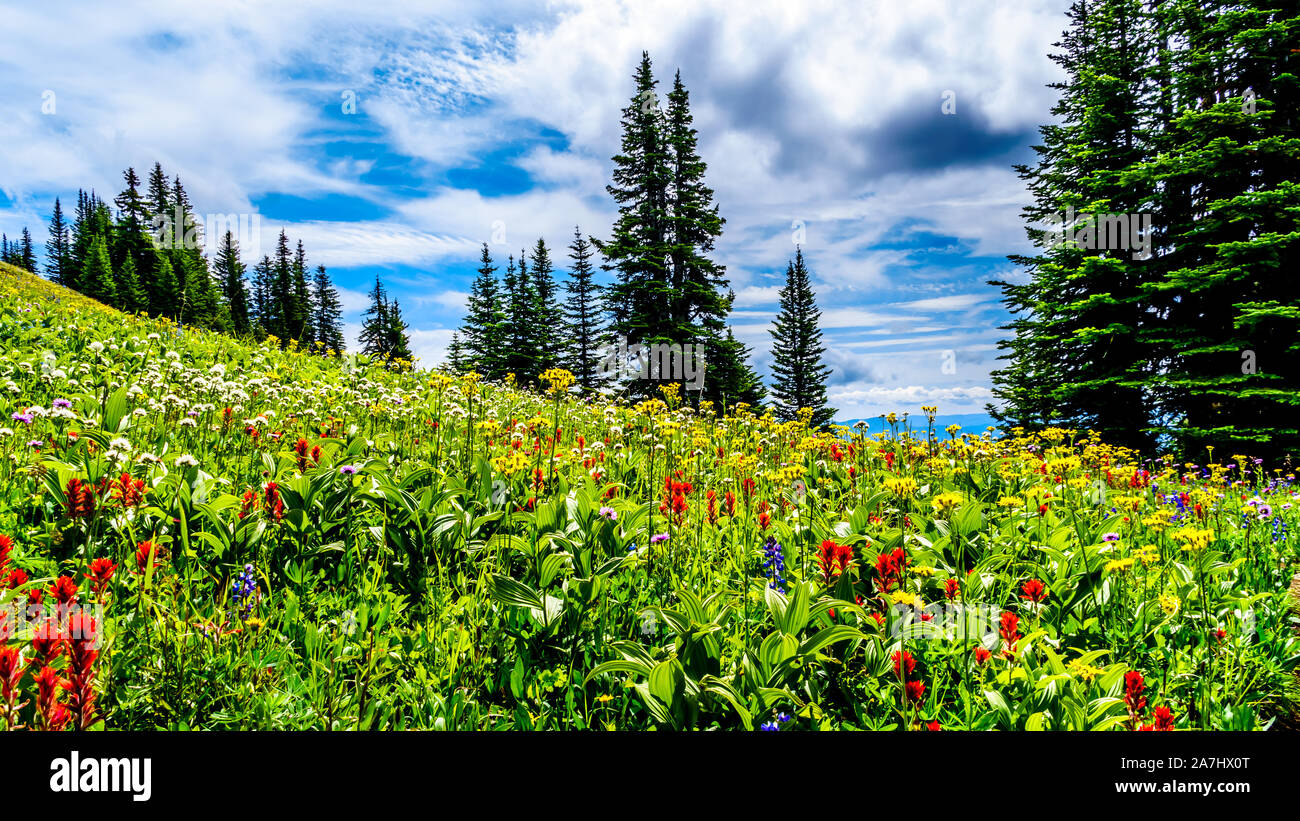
(892, 650, 916, 680)
(0, 645, 23, 719)
(64, 477, 96, 520)
(263, 482, 285, 522)
(904, 679, 926, 706)
(1020, 579, 1047, 604)
(63, 613, 99, 731)
(974, 647, 991, 664)
(1123, 671, 1147, 724)
(0, 534, 12, 573)
(817, 540, 853, 584)
(944, 577, 960, 601)
(32, 665, 67, 730)
(1149, 705, 1175, 731)
(999, 611, 1021, 659)
(50, 575, 78, 606)
(85, 558, 117, 597)
(110, 472, 146, 508)
(135, 541, 163, 575)
(874, 548, 906, 592)
(31, 619, 65, 665)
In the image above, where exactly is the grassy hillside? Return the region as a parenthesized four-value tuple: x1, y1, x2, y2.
(0, 261, 1295, 730)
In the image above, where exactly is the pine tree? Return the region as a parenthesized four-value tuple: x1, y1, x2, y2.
(117, 255, 147, 314)
(501, 251, 545, 383)
(270, 230, 294, 341)
(595, 51, 671, 363)
(45, 198, 72, 285)
(447, 332, 466, 373)
(460, 243, 506, 377)
(146, 162, 171, 225)
(82, 235, 117, 306)
(251, 255, 275, 335)
(769, 248, 834, 426)
(1133, 0, 1300, 455)
(386, 299, 413, 367)
(990, 0, 1158, 451)
(291, 240, 311, 343)
(562, 226, 604, 392)
(215, 231, 252, 336)
(311, 265, 345, 354)
(596, 54, 743, 403)
(151, 249, 179, 318)
(530, 237, 563, 371)
(359, 276, 391, 360)
(17, 228, 36, 273)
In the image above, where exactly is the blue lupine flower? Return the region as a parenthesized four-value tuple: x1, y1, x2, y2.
(232, 563, 258, 621)
(762, 535, 786, 594)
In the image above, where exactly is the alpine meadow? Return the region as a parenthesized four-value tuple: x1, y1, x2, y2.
(0, 0, 1298, 742)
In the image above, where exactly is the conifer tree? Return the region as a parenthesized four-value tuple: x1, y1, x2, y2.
(117, 255, 148, 314)
(251, 255, 275, 335)
(447, 332, 466, 373)
(291, 240, 311, 343)
(385, 299, 413, 366)
(990, 0, 1157, 451)
(18, 228, 36, 273)
(769, 248, 834, 426)
(146, 162, 171, 224)
(359, 275, 391, 360)
(461, 243, 506, 377)
(595, 51, 671, 360)
(45, 198, 72, 285)
(562, 226, 604, 393)
(215, 231, 252, 336)
(501, 251, 545, 383)
(311, 264, 345, 354)
(530, 237, 563, 371)
(82, 235, 117, 306)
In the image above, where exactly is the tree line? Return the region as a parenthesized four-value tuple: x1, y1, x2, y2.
(452, 52, 837, 423)
(992, 0, 1300, 457)
(6, 162, 355, 358)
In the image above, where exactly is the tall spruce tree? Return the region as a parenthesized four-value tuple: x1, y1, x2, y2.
(359, 275, 391, 360)
(595, 51, 671, 374)
(501, 251, 545, 383)
(769, 248, 834, 426)
(461, 243, 506, 377)
(291, 240, 311, 343)
(215, 231, 252, 336)
(385, 299, 413, 366)
(17, 228, 36, 273)
(311, 264, 345, 354)
(993, 0, 1300, 457)
(117, 255, 148, 314)
(82, 235, 117, 306)
(45, 198, 72, 285)
(251, 255, 275, 336)
(990, 0, 1158, 451)
(596, 54, 747, 403)
(563, 226, 604, 392)
(530, 237, 563, 371)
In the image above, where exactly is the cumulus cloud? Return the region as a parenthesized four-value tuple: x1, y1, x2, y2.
(0, 0, 1074, 419)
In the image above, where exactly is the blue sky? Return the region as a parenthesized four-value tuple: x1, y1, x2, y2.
(0, 0, 1073, 419)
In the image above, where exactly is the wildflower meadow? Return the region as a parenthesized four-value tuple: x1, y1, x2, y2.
(0, 261, 1295, 732)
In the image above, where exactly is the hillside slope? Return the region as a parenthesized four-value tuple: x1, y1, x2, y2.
(0, 261, 1295, 731)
